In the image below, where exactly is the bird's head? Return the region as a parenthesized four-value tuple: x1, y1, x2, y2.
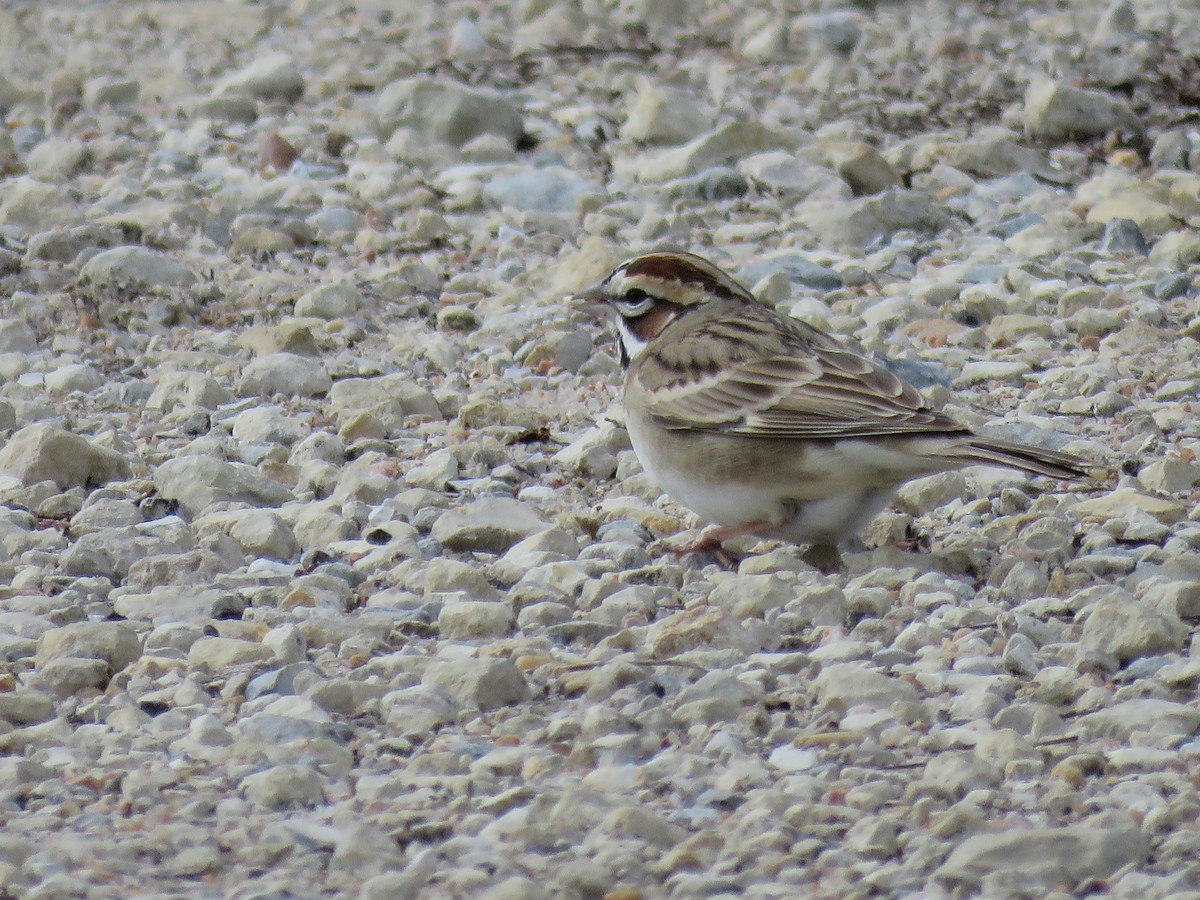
(571, 250, 754, 366)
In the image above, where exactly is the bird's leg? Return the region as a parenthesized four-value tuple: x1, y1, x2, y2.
(664, 520, 773, 569)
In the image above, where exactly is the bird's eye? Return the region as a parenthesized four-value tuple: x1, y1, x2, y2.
(613, 289, 656, 317)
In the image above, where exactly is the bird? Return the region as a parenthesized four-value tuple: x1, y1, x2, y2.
(572, 249, 1094, 566)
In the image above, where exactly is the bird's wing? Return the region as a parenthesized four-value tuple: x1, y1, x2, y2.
(634, 305, 966, 440)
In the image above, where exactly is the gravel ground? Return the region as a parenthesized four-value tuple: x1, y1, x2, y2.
(1, 0, 1199, 897)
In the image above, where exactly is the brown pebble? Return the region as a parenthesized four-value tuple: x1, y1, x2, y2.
(260, 131, 298, 171)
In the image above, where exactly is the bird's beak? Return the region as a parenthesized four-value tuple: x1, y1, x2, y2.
(568, 284, 609, 318)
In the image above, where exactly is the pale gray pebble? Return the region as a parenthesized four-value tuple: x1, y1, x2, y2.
(238, 352, 332, 397)
(437, 600, 514, 640)
(213, 51, 305, 103)
(24, 223, 126, 262)
(25, 138, 90, 180)
(423, 655, 530, 710)
(0, 423, 131, 490)
(328, 374, 442, 432)
(484, 167, 598, 213)
(661, 166, 748, 202)
(35, 621, 141, 670)
(376, 77, 523, 150)
(1079, 589, 1187, 666)
(294, 279, 360, 319)
(307, 206, 360, 239)
(935, 822, 1149, 894)
(740, 251, 844, 291)
(1023, 76, 1141, 143)
(620, 80, 711, 146)
(0, 318, 37, 353)
(0, 687, 55, 724)
(79, 245, 195, 288)
(147, 371, 232, 411)
(430, 496, 549, 553)
(153, 455, 292, 518)
(242, 764, 326, 808)
(29, 657, 110, 696)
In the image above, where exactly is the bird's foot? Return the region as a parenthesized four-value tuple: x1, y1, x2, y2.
(662, 521, 772, 570)
(663, 532, 737, 569)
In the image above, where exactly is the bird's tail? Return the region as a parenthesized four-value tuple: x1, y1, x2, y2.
(955, 436, 1096, 480)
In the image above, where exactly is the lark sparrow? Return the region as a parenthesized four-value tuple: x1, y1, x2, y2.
(573, 250, 1092, 562)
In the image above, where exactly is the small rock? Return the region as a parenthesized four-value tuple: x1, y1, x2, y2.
(294, 280, 360, 319)
(600, 806, 687, 847)
(936, 823, 1149, 892)
(1137, 579, 1200, 618)
(423, 655, 530, 710)
(1079, 592, 1187, 664)
(894, 472, 968, 515)
(0, 318, 35, 352)
(739, 151, 842, 199)
(633, 121, 788, 182)
(191, 95, 258, 123)
(1098, 217, 1148, 255)
(31, 657, 111, 696)
(146, 374, 230, 419)
(648, 605, 771, 657)
(214, 52, 305, 103)
(376, 78, 523, 149)
(0, 688, 55, 725)
(1073, 489, 1185, 525)
(739, 252, 843, 291)
(45, 364, 104, 395)
(796, 189, 952, 250)
(26, 223, 125, 262)
(1139, 458, 1200, 493)
(195, 509, 299, 560)
(153, 456, 292, 518)
(484, 167, 597, 214)
(1086, 188, 1177, 240)
(80, 246, 195, 289)
(405, 448, 459, 490)
(114, 587, 243, 624)
(957, 360, 1030, 385)
(814, 662, 919, 710)
(36, 621, 141, 671)
(620, 79, 711, 146)
(708, 574, 793, 620)
(328, 375, 442, 432)
(83, 75, 139, 108)
(438, 601, 514, 640)
(1023, 76, 1140, 143)
(238, 353, 332, 397)
(430, 497, 549, 553)
(0, 177, 80, 230)
(828, 142, 902, 195)
(1153, 272, 1191, 300)
(1080, 698, 1200, 739)
(447, 16, 489, 61)
(25, 138, 89, 180)
(189, 637, 275, 670)
(242, 764, 325, 808)
(0, 424, 131, 489)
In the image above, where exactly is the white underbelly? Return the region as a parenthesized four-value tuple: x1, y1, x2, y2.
(625, 410, 900, 543)
(626, 412, 786, 526)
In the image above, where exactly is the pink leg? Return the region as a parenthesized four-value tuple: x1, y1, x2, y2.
(664, 520, 774, 569)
